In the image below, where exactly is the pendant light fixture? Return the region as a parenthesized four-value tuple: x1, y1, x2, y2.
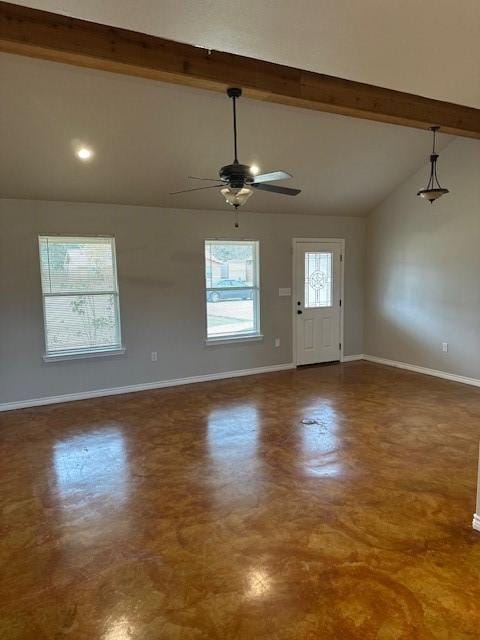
(417, 126, 449, 203)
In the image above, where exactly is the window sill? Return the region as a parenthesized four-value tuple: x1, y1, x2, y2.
(43, 346, 126, 362)
(205, 334, 264, 346)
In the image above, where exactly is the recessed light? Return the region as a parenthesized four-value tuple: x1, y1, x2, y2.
(250, 164, 260, 175)
(76, 147, 93, 161)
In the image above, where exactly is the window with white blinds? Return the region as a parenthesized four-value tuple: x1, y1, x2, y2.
(38, 236, 123, 358)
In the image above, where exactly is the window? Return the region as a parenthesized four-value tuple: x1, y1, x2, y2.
(205, 240, 260, 341)
(38, 236, 123, 359)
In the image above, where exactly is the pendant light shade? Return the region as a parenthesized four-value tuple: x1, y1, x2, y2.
(417, 126, 449, 203)
(417, 187, 449, 203)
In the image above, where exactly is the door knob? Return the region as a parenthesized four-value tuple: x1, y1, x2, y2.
(297, 310, 303, 315)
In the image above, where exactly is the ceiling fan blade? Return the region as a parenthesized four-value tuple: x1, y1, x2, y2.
(187, 176, 221, 182)
(253, 171, 292, 184)
(252, 183, 301, 196)
(170, 184, 223, 195)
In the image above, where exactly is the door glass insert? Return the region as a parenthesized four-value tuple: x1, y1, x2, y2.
(304, 252, 332, 308)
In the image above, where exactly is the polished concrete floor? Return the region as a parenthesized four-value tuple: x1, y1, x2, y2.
(1, 361, 480, 639)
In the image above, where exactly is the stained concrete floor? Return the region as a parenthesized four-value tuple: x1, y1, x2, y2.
(1, 361, 480, 638)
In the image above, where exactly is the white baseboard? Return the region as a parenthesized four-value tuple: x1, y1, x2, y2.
(473, 514, 480, 532)
(6, 353, 476, 413)
(363, 354, 480, 389)
(0, 362, 295, 412)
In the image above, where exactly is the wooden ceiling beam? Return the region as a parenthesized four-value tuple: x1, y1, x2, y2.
(1, 1, 479, 139)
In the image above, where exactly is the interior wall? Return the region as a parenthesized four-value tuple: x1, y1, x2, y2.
(364, 137, 480, 377)
(0, 200, 364, 405)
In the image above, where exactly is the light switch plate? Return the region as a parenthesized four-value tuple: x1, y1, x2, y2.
(279, 288, 291, 296)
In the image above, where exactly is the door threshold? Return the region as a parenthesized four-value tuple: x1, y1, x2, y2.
(296, 360, 340, 369)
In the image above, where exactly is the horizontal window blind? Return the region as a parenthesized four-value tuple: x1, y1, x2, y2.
(38, 236, 122, 355)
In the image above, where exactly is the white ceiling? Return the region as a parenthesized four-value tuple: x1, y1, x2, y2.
(0, 53, 453, 216)
(11, 0, 480, 109)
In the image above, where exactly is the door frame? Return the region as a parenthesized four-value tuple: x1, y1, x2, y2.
(292, 238, 345, 366)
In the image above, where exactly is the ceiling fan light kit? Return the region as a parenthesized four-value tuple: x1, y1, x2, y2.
(170, 87, 301, 225)
(417, 126, 450, 203)
(220, 186, 253, 207)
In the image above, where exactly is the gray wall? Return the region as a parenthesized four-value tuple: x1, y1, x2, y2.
(364, 138, 480, 377)
(0, 200, 365, 404)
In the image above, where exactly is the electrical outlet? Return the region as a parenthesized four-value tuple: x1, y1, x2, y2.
(442, 342, 448, 353)
(151, 351, 158, 362)
(275, 338, 280, 348)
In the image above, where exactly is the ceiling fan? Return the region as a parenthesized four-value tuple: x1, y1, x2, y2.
(170, 87, 301, 224)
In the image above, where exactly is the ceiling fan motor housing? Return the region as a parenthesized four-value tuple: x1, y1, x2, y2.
(219, 162, 254, 188)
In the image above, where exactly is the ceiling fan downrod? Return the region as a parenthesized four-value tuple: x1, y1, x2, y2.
(227, 87, 242, 164)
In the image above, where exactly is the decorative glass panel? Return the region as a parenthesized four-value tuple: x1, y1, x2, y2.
(304, 251, 332, 308)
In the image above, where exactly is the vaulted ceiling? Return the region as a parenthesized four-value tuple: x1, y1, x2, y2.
(10, 0, 480, 109)
(0, 52, 452, 216)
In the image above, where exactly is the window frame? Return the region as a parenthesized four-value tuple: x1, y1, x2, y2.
(204, 239, 262, 344)
(38, 234, 125, 362)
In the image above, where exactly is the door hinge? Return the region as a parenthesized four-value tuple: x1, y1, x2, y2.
(339, 342, 342, 350)
(339, 299, 342, 307)
(340, 254, 343, 262)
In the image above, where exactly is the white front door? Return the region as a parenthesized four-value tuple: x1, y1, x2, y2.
(294, 240, 342, 365)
